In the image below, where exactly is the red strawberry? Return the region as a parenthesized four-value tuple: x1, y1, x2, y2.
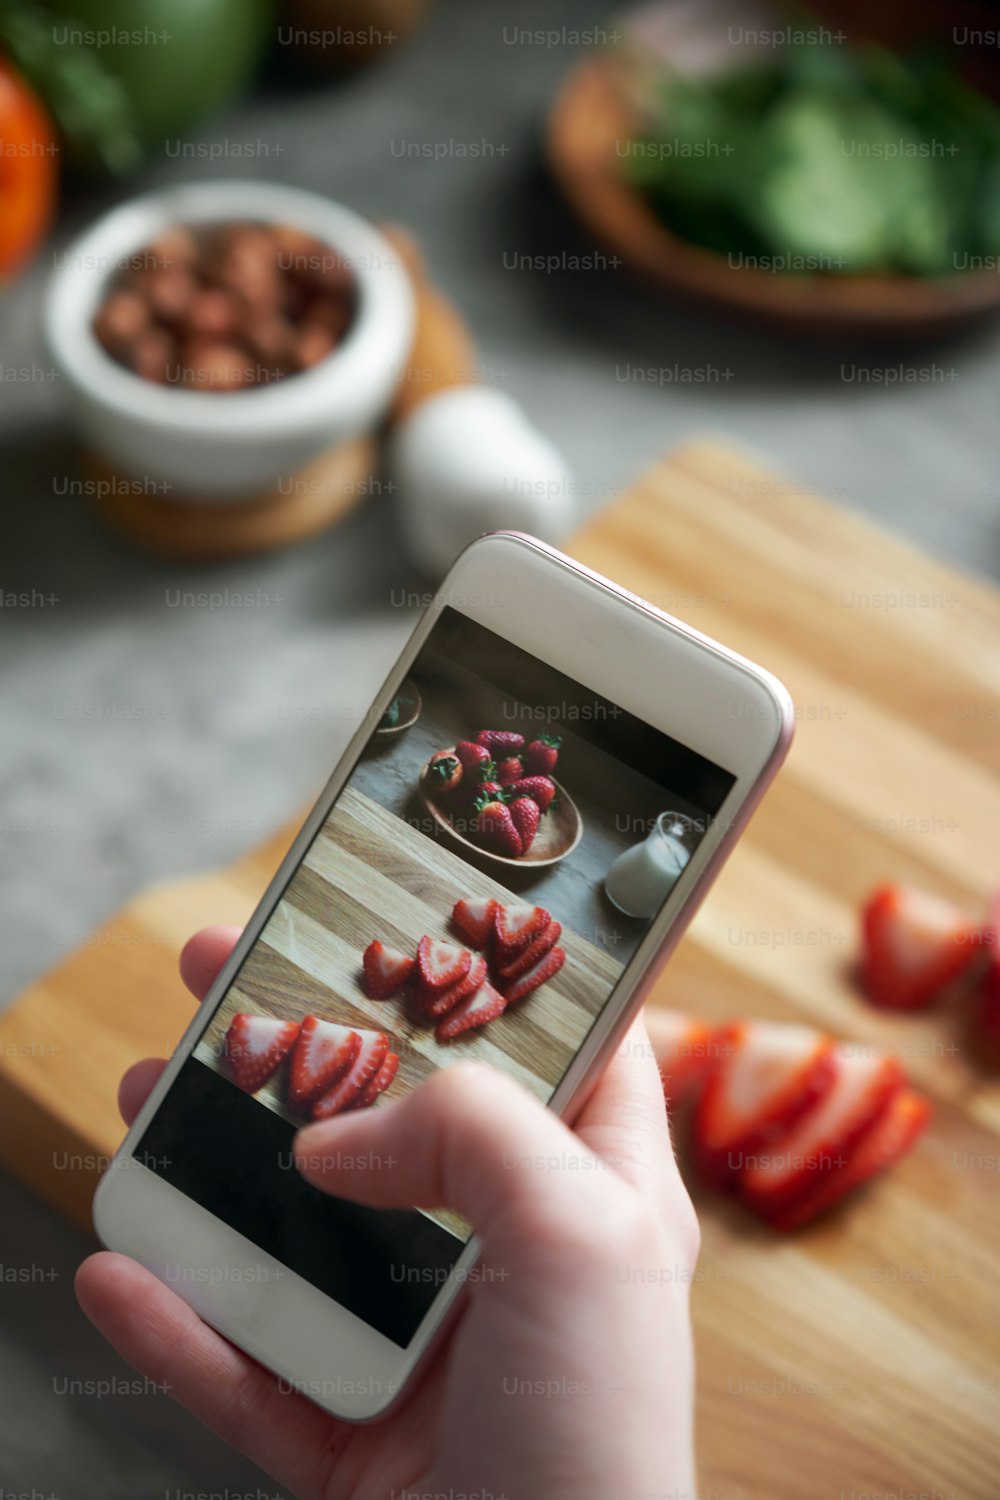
(435, 979, 506, 1040)
(503, 945, 565, 1005)
(362, 940, 415, 999)
(476, 729, 524, 756)
(694, 1021, 837, 1188)
(312, 1029, 390, 1119)
(509, 795, 540, 853)
(427, 750, 462, 795)
(509, 776, 556, 814)
(423, 955, 489, 1018)
(860, 883, 982, 1010)
(225, 1013, 300, 1095)
(351, 1051, 400, 1110)
(496, 755, 524, 786)
(739, 1045, 904, 1221)
(523, 733, 561, 775)
(455, 740, 492, 773)
(768, 1089, 931, 1231)
(475, 798, 522, 857)
(288, 1017, 361, 1111)
(494, 902, 550, 954)
(416, 935, 472, 991)
(452, 896, 500, 948)
(652, 1013, 721, 1108)
(496, 918, 562, 981)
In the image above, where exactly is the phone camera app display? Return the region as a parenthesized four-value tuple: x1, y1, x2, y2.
(137, 608, 733, 1345)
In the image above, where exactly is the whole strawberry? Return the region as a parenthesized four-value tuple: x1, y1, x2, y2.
(455, 739, 492, 773)
(496, 755, 523, 786)
(475, 795, 523, 857)
(428, 750, 462, 795)
(510, 794, 540, 853)
(510, 775, 556, 814)
(476, 729, 525, 757)
(523, 733, 561, 775)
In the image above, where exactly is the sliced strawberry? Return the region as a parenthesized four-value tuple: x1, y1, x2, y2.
(435, 979, 506, 1040)
(693, 1021, 836, 1188)
(476, 729, 524, 756)
(351, 1051, 400, 1110)
(416, 935, 472, 991)
(362, 939, 415, 999)
(451, 896, 500, 948)
(740, 1045, 904, 1221)
(225, 1013, 300, 1095)
(288, 1017, 361, 1111)
(312, 1029, 390, 1118)
(496, 919, 562, 981)
(503, 945, 565, 1005)
(768, 1089, 932, 1231)
(423, 955, 489, 1018)
(860, 883, 982, 1010)
(652, 1012, 720, 1108)
(494, 902, 550, 955)
(509, 795, 540, 853)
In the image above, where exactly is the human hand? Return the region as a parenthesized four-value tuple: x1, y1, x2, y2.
(77, 925, 700, 1500)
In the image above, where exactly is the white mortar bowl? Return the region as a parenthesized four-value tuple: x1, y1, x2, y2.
(44, 180, 414, 500)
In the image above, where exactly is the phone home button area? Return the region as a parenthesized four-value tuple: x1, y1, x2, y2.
(149, 1251, 270, 1321)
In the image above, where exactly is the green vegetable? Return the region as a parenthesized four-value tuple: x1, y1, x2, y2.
(626, 40, 1000, 276)
(0, 0, 143, 174)
(43, 0, 273, 153)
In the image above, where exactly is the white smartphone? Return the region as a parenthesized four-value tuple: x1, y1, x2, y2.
(95, 531, 793, 1422)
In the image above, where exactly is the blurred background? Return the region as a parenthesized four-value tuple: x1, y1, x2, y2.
(2, 0, 999, 1494)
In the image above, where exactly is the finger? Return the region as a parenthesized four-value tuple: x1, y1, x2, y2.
(118, 1058, 168, 1126)
(118, 926, 241, 1125)
(296, 1062, 627, 1240)
(571, 1014, 680, 1199)
(75, 1252, 349, 1498)
(179, 925, 241, 1001)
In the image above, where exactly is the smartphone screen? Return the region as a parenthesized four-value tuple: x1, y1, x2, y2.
(135, 607, 734, 1348)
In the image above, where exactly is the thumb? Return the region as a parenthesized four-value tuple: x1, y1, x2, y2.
(295, 1062, 628, 1242)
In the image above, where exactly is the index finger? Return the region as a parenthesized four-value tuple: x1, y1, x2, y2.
(118, 925, 242, 1125)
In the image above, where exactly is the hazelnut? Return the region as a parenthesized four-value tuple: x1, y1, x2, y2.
(93, 289, 149, 355)
(246, 312, 295, 366)
(182, 288, 243, 340)
(294, 321, 336, 370)
(181, 339, 250, 391)
(143, 265, 198, 326)
(145, 225, 198, 271)
(128, 328, 177, 384)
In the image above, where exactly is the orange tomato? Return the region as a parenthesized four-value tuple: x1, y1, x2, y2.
(0, 57, 57, 280)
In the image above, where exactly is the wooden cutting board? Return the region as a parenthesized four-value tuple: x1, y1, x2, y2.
(2, 438, 998, 1500)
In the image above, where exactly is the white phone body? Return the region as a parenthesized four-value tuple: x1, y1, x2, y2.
(94, 531, 794, 1422)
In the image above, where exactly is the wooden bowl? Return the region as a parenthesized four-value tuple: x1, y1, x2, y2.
(418, 751, 583, 869)
(546, 54, 1000, 341)
(375, 678, 422, 737)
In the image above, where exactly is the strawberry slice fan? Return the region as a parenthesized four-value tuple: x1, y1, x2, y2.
(694, 1021, 836, 1189)
(678, 1015, 932, 1231)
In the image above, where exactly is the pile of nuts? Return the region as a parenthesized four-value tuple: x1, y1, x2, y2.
(92, 221, 357, 391)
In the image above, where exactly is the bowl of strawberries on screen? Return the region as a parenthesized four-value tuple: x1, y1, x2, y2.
(418, 728, 583, 868)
